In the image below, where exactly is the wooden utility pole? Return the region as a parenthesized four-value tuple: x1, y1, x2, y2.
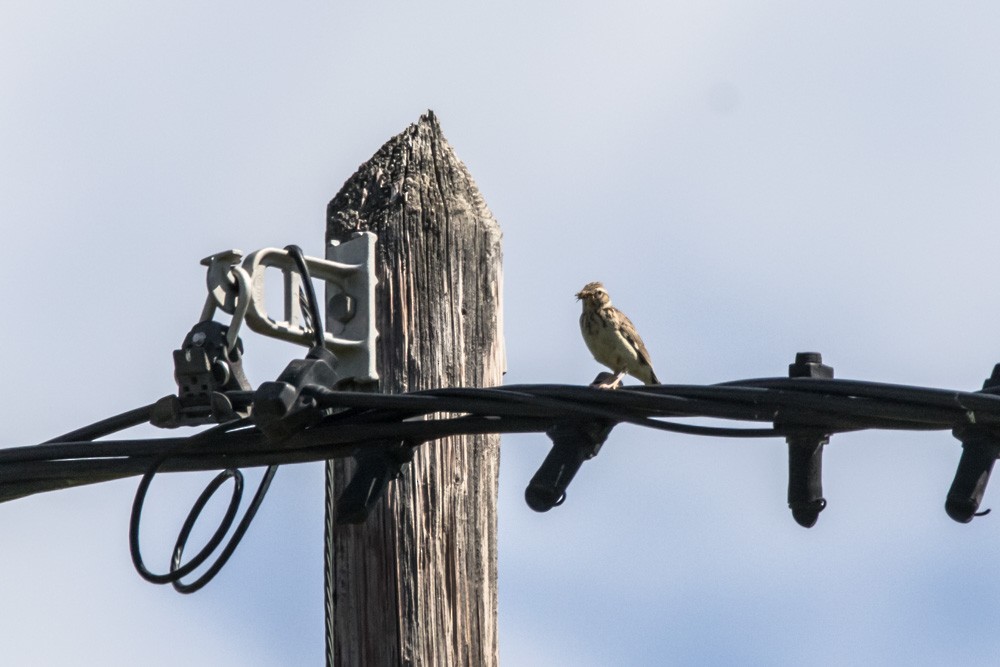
(324, 112, 504, 666)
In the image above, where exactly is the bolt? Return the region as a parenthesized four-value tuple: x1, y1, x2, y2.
(191, 332, 207, 346)
(794, 352, 822, 365)
(789, 351, 833, 379)
(982, 364, 1000, 392)
(329, 292, 356, 323)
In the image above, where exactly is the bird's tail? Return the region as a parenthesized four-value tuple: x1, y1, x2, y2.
(647, 369, 660, 385)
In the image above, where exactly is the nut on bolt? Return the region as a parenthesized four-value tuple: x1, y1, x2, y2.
(329, 292, 356, 323)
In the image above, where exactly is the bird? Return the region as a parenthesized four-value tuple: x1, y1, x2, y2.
(576, 281, 660, 386)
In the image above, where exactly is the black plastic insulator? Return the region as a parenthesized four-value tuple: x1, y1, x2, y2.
(946, 428, 1000, 523)
(784, 352, 833, 528)
(525, 419, 614, 512)
(335, 443, 416, 524)
(787, 435, 828, 528)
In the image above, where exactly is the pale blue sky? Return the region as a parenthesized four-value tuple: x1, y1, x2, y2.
(3, 2, 1000, 665)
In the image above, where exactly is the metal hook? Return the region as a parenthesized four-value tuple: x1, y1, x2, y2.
(198, 250, 252, 353)
(201, 249, 244, 314)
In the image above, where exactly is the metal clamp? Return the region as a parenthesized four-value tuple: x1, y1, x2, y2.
(946, 426, 999, 523)
(195, 233, 378, 384)
(151, 324, 253, 429)
(151, 252, 255, 428)
(524, 372, 618, 512)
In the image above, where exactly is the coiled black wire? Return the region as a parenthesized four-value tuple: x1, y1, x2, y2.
(127, 417, 280, 594)
(169, 465, 277, 594)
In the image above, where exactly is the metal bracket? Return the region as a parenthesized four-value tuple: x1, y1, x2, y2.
(197, 233, 378, 384)
(325, 232, 378, 384)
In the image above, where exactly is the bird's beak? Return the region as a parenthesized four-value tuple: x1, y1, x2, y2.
(575, 292, 584, 300)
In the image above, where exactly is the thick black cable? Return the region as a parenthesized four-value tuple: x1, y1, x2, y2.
(722, 377, 1000, 414)
(306, 386, 780, 438)
(8, 372, 1000, 595)
(646, 385, 962, 429)
(0, 435, 192, 465)
(8, 379, 1000, 511)
(305, 384, 976, 436)
(19, 381, 1000, 480)
(422, 386, 782, 437)
(44, 404, 154, 444)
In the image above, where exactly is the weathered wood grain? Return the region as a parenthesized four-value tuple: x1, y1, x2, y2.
(325, 112, 503, 666)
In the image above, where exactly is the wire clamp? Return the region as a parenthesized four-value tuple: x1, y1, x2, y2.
(335, 441, 417, 524)
(151, 255, 253, 428)
(253, 345, 341, 441)
(234, 233, 378, 384)
(525, 417, 615, 512)
(783, 352, 833, 528)
(946, 364, 1000, 522)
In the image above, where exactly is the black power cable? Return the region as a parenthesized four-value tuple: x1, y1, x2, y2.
(44, 404, 154, 444)
(7, 366, 1000, 590)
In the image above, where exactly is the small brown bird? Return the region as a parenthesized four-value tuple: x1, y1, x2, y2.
(577, 281, 660, 386)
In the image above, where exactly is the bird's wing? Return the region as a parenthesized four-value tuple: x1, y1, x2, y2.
(618, 312, 655, 369)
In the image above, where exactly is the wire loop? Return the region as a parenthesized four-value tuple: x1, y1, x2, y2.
(129, 454, 278, 593)
(170, 465, 278, 594)
(129, 458, 244, 585)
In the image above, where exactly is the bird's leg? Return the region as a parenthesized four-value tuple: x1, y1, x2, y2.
(591, 370, 625, 390)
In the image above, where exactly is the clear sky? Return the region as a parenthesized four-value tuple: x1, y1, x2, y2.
(3, 2, 1000, 665)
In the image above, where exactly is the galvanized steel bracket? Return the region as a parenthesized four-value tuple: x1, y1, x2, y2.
(199, 232, 379, 384)
(324, 232, 378, 384)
